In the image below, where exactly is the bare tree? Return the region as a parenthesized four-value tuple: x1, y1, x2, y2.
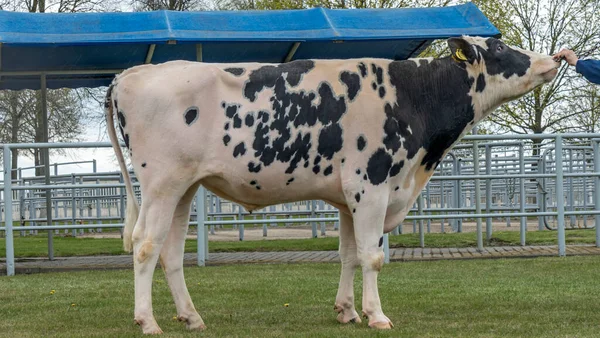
(484, 0, 600, 155)
(131, 0, 209, 10)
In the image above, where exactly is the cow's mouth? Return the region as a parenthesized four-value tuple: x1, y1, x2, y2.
(541, 67, 558, 82)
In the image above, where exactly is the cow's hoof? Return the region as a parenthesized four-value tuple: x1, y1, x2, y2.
(178, 315, 206, 331)
(135, 318, 163, 335)
(334, 304, 361, 324)
(368, 320, 394, 329)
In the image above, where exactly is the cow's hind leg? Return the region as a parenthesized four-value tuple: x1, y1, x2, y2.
(334, 211, 361, 324)
(352, 196, 394, 329)
(132, 185, 185, 334)
(159, 182, 206, 331)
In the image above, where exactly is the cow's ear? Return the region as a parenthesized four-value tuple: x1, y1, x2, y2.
(447, 37, 477, 63)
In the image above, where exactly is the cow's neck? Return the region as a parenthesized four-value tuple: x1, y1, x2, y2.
(387, 57, 478, 171)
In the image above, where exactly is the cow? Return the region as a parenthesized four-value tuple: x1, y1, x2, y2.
(105, 36, 559, 334)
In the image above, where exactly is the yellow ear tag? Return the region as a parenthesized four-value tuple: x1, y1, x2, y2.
(454, 48, 468, 61)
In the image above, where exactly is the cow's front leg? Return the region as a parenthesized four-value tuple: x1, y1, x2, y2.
(334, 212, 361, 324)
(353, 198, 394, 329)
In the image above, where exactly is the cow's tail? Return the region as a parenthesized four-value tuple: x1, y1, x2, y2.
(105, 83, 139, 253)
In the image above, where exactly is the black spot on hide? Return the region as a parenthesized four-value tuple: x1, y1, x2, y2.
(357, 135, 366, 151)
(355, 193, 361, 203)
(223, 134, 231, 146)
(358, 62, 367, 77)
(366, 148, 392, 186)
(184, 107, 199, 125)
(323, 165, 333, 176)
(340, 71, 361, 101)
(224, 67, 245, 76)
(233, 142, 246, 157)
(476, 74, 486, 93)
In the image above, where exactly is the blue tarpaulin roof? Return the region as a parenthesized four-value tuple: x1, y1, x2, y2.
(0, 3, 500, 90)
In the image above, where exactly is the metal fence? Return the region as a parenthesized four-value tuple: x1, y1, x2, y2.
(2, 133, 600, 276)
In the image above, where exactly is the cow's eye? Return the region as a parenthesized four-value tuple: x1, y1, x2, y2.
(497, 45, 504, 52)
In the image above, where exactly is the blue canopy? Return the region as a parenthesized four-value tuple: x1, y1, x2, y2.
(0, 3, 500, 90)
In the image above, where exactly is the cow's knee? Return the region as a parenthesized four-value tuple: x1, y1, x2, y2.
(360, 251, 384, 272)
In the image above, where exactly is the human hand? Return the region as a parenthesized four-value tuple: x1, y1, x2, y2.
(553, 49, 578, 66)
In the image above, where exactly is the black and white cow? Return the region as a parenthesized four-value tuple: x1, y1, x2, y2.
(106, 36, 559, 334)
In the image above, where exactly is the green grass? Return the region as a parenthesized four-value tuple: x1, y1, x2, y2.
(1, 257, 600, 337)
(0, 229, 597, 258)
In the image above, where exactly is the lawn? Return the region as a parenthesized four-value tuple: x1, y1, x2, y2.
(1, 257, 600, 337)
(0, 228, 597, 258)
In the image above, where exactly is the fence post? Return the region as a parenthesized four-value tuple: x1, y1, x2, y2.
(311, 200, 317, 238)
(555, 136, 566, 256)
(519, 143, 526, 246)
(196, 187, 207, 267)
(3, 145, 15, 276)
(485, 145, 492, 241)
(418, 194, 424, 248)
(383, 233, 390, 264)
(473, 132, 483, 252)
(593, 140, 600, 247)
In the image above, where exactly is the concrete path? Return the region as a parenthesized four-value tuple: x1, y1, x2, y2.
(3, 245, 600, 275)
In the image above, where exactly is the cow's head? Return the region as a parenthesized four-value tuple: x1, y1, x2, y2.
(447, 36, 559, 116)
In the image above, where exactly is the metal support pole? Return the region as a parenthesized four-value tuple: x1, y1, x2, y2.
(568, 149, 576, 227)
(418, 194, 424, 248)
(537, 158, 545, 231)
(485, 145, 492, 241)
(3, 145, 15, 276)
(473, 136, 483, 252)
(519, 144, 526, 246)
(311, 200, 317, 238)
(196, 187, 207, 266)
(594, 141, 600, 247)
(41, 74, 54, 260)
(555, 136, 566, 256)
(383, 233, 390, 264)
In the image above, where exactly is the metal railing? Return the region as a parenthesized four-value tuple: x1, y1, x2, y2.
(2, 133, 600, 276)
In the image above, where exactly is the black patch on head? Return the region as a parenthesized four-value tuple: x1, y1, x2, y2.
(356, 169, 361, 175)
(250, 180, 257, 185)
(355, 193, 361, 203)
(358, 62, 367, 77)
(313, 165, 320, 174)
(248, 162, 262, 173)
(323, 165, 333, 176)
(378, 86, 386, 98)
(223, 134, 231, 146)
(117, 111, 126, 128)
(389, 161, 404, 177)
(385, 57, 476, 171)
(233, 114, 242, 129)
(286, 177, 294, 185)
(244, 60, 315, 102)
(366, 148, 393, 185)
(340, 71, 361, 101)
(357, 135, 367, 151)
(476, 74, 486, 93)
(141, 162, 146, 168)
(224, 122, 230, 131)
(184, 107, 199, 125)
(224, 67, 245, 76)
(233, 142, 247, 157)
(245, 113, 254, 127)
(480, 38, 531, 79)
(378, 236, 383, 247)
